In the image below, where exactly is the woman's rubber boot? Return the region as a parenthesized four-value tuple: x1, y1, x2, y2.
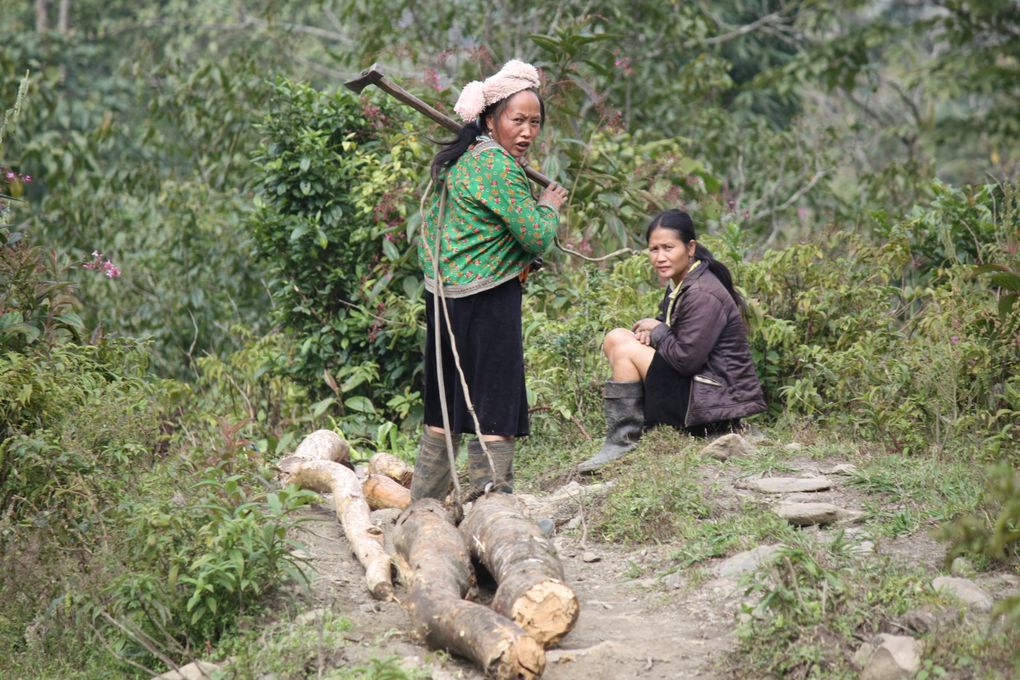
(467, 439, 514, 495)
(410, 430, 460, 501)
(578, 381, 644, 473)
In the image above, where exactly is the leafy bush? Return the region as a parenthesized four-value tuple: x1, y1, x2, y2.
(97, 470, 316, 651)
(250, 79, 428, 426)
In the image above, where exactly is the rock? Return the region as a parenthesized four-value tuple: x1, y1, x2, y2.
(714, 544, 785, 579)
(782, 442, 804, 451)
(564, 515, 582, 531)
(746, 477, 832, 494)
(932, 576, 993, 612)
(821, 463, 859, 475)
(662, 571, 684, 590)
(521, 480, 615, 525)
(896, 607, 938, 634)
(153, 661, 222, 680)
(295, 607, 329, 626)
(370, 508, 402, 525)
(950, 557, 976, 577)
(537, 517, 555, 538)
(775, 502, 841, 526)
(856, 634, 922, 680)
(581, 551, 601, 563)
(850, 540, 875, 556)
(699, 433, 755, 461)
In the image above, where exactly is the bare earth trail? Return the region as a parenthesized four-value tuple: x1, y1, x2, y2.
(292, 500, 739, 679)
(276, 444, 1012, 680)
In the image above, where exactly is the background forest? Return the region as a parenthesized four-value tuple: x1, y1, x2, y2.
(1, 1, 1018, 678)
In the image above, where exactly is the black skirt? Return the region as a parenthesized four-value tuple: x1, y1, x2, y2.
(423, 278, 529, 436)
(643, 352, 738, 436)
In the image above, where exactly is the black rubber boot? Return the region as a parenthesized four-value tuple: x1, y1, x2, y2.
(410, 430, 460, 501)
(578, 381, 644, 473)
(467, 439, 514, 495)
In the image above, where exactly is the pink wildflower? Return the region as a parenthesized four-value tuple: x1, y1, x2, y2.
(21, 174, 31, 183)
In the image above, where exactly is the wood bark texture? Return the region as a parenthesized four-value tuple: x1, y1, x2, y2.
(461, 493, 579, 647)
(363, 473, 411, 510)
(279, 452, 392, 600)
(367, 451, 414, 487)
(394, 499, 545, 680)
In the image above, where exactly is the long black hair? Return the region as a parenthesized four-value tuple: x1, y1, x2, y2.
(645, 209, 746, 313)
(430, 89, 545, 182)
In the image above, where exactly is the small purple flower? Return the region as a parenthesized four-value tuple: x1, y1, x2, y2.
(4, 171, 14, 181)
(950, 336, 959, 345)
(21, 174, 31, 184)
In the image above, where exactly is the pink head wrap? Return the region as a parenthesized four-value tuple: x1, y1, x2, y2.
(453, 59, 542, 123)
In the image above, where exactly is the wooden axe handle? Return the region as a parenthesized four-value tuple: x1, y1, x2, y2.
(344, 64, 553, 188)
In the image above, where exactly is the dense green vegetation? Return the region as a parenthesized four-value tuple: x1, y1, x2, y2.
(2, 1, 1018, 677)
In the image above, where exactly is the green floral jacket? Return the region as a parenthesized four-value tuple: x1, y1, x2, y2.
(419, 137, 558, 297)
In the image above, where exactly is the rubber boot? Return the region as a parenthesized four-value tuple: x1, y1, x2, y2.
(578, 381, 644, 473)
(467, 439, 514, 495)
(410, 429, 460, 501)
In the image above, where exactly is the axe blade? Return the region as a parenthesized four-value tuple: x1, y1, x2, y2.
(344, 63, 385, 93)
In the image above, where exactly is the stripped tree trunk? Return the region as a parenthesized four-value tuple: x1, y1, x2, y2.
(394, 500, 545, 680)
(363, 473, 411, 510)
(461, 493, 579, 647)
(368, 452, 413, 487)
(278, 431, 391, 599)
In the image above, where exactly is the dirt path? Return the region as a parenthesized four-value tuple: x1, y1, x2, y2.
(292, 501, 740, 679)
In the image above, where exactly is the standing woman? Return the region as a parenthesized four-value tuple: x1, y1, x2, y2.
(578, 209, 765, 473)
(411, 60, 569, 500)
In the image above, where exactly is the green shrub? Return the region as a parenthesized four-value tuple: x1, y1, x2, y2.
(249, 79, 428, 428)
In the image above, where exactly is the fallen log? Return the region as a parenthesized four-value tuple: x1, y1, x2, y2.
(367, 451, 413, 487)
(461, 493, 579, 647)
(277, 429, 350, 473)
(278, 453, 392, 600)
(394, 499, 545, 680)
(363, 473, 411, 510)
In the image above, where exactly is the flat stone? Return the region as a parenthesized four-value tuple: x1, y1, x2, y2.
(714, 544, 785, 579)
(748, 477, 832, 494)
(775, 502, 841, 526)
(153, 661, 222, 680)
(295, 607, 329, 626)
(699, 433, 754, 461)
(858, 634, 923, 680)
(581, 551, 601, 563)
(821, 463, 859, 475)
(896, 607, 938, 634)
(932, 576, 993, 612)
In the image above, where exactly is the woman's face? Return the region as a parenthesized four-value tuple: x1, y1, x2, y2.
(487, 91, 542, 159)
(647, 227, 697, 286)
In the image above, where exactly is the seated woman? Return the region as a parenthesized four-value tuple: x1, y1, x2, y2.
(578, 209, 766, 473)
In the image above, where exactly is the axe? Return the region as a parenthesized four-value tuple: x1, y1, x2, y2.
(344, 63, 554, 188)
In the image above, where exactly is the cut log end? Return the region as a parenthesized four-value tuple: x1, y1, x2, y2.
(493, 633, 545, 680)
(508, 579, 580, 647)
(364, 473, 411, 510)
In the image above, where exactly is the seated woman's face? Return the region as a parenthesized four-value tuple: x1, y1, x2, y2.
(648, 227, 696, 285)
(489, 91, 543, 159)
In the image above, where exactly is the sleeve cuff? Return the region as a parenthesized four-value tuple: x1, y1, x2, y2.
(649, 323, 670, 348)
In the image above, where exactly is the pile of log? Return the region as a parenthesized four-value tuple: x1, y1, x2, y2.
(277, 430, 579, 678)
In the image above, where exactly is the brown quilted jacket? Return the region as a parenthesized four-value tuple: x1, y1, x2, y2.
(648, 263, 766, 427)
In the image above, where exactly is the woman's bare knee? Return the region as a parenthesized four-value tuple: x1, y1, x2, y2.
(602, 327, 634, 359)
